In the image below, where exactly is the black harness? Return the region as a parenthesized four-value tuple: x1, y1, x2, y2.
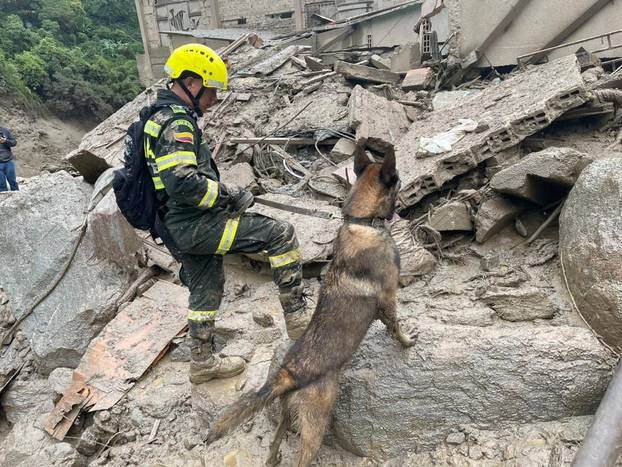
(343, 215, 387, 230)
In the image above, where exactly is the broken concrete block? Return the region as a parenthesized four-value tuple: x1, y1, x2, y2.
(1, 379, 56, 424)
(429, 201, 473, 232)
(219, 162, 259, 193)
(485, 146, 523, 178)
(370, 54, 391, 71)
(332, 321, 612, 455)
(348, 85, 410, 152)
(65, 148, 111, 185)
(560, 157, 622, 353)
(305, 55, 329, 71)
(335, 61, 401, 85)
(402, 68, 434, 91)
(392, 219, 437, 285)
(490, 147, 593, 205)
(480, 287, 557, 321)
(475, 195, 528, 243)
(396, 55, 588, 209)
(390, 41, 422, 73)
(0, 172, 135, 374)
(330, 138, 357, 163)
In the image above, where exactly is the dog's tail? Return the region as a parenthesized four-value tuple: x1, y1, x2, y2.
(206, 368, 296, 444)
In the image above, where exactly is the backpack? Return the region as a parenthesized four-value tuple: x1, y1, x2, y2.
(113, 105, 170, 231)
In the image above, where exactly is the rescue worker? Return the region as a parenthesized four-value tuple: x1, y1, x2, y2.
(144, 44, 310, 384)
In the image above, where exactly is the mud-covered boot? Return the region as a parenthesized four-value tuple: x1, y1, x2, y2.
(189, 338, 246, 384)
(279, 286, 313, 340)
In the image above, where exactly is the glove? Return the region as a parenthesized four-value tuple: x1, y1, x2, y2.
(229, 187, 254, 218)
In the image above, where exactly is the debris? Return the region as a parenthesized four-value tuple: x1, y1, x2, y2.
(446, 432, 466, 445)
(390, 42, 422, 73)
(396, 55, 588, 209)
(402, 67, 434, 91)
(474, 195, 528, 243)
(252, 310, 274, 328)
(370, 54, 391, 71)
(429, 201, 473, 232)
(43, 279, 188, 440)
(559, 157, 622, 353)
(335, 61, 401, 85)
(419, 119, 479, 155)
(348, 85, 410, 151)
(230, 137, 334, 146)
(480, 287, 557, 322)
(391, 219, 437, 285)
(65, 148, 111, 185)
(330, 138, 357, 163)
(490, 147, 593, 205)
(242, 45, 306, 76)
(304, 56, 330, 72)
(219, 162, 259, 193)
(432, 90, 479, 111)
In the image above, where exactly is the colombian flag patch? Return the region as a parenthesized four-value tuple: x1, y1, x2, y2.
(174, 132, 194, 144)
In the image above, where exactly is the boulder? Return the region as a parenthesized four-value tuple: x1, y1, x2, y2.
(331, 321, 613, 457)
(490, 147, 593, 205)
(0, 172, 136, 374)
(1, 379, 56, 424)
(559, 157, 622, 352)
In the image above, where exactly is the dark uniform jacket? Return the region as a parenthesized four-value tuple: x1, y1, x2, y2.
(144, 90, 238, 250)
(0, 127, 17, 163)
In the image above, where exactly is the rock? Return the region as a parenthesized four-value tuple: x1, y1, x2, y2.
(42, 442, 87, 467)
(396, 55, 588, 209)
(252, 309, 274, 328)
(0, 287, 15, 327)
(219, 162, 259, 194)
(348, 85, 410, 152)
(401, 68, 434, 91)
(432, 90, 479, 111)
(0, 417, 56, 467)
(446, 432, 466, 445)
(65, 148, 111, 185)
(224, 450, 239, 467)
(330, 138, 357, 163)
(331, 322, 613, 457)
(479, 287, 557, 321)
(47, 367, 74, 395)
(559, 157, 622, 352)
(429, 201, 473, 232)
(490, 147, 594, 205)
(391, 219, 437, 285)
(474, 195, 528, 243)
(88, 190, 142, 269)
(484, 146, 523, 177)
(335, 61, 401, 85)
(390, 41, 422, 73)
(0, 172, 134, 373)
(1, 379, 56, 424)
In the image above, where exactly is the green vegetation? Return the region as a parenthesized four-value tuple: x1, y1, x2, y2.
(0, 0, 143, 119)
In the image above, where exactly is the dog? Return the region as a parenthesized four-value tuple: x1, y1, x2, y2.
(206, 144, 417, 467)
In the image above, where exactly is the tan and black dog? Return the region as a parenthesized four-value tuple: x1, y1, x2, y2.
(206, 144, 417, 467)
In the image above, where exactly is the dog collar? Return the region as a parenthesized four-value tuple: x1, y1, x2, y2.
(343, 215, 387, 229)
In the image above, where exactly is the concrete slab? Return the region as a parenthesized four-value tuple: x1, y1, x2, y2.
(401, 68, 434, 91)
(396, 55, 588, 209)
(335, 61, 401, 85)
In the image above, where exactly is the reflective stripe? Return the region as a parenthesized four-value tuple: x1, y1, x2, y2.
(269, 249, 302, 268)
(144, 120, 161, 138)
(198, 179, 219, 208)
(188, 310, 217, 322)
(152, 176, 165, 190)
(216, 217, 240, 255)
(156, 151, 197, 171)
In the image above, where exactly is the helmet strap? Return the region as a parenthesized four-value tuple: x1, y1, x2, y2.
(178, 79, 206, 118)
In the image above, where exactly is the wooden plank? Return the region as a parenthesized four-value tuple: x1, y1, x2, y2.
(526, 0, 613, 64)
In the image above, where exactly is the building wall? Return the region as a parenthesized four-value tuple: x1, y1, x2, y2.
(453, 0, 622, 66)
(212, 0, 297, 33)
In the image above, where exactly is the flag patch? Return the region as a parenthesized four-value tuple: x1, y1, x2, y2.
(174, 132, 194, 144)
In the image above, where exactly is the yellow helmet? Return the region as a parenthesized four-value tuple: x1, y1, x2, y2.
(164, 43, 228, 91)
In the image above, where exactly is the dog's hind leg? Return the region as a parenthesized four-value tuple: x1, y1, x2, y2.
(266, 397, 291, 467)
(294, 375, 339, 467)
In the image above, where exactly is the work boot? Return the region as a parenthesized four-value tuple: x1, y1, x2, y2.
(280, 286, 313, 340)
(189, 338, 245, 384)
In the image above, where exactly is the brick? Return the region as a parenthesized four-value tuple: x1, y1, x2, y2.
(401, 68, 434, 91)
(348, 85, 410, 152)
(395, 55, 588, 209)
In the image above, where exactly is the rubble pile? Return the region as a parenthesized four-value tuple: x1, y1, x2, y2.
(1, 26, 622, 467)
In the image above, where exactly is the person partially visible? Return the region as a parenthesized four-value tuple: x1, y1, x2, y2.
(0, 127, 18, 192)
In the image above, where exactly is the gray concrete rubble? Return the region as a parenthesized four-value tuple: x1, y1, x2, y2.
(402, 67, 434, 91)
(396, 55, 588, 209)
(490, 147, 594, 205)
(429, 200, 474, 232)
(474, 195, 528, 243)
(330, 137, 357, 163)
(0, 171, 137, 374)
(335, 61, 401, 85)
(219, 162, 259, 193)
(479, 287, 557, 322)
(560, 157, 622, 353)
(391, 219, 437, 285)
(390, 41, 422, 73)
(348, 85, 410, 152)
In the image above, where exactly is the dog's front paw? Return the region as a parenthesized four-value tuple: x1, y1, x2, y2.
(397, 324, 419, 348)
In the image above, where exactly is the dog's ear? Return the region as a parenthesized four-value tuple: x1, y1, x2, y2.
(353, 144, 373, 177)
(380, 145, 398, 187)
